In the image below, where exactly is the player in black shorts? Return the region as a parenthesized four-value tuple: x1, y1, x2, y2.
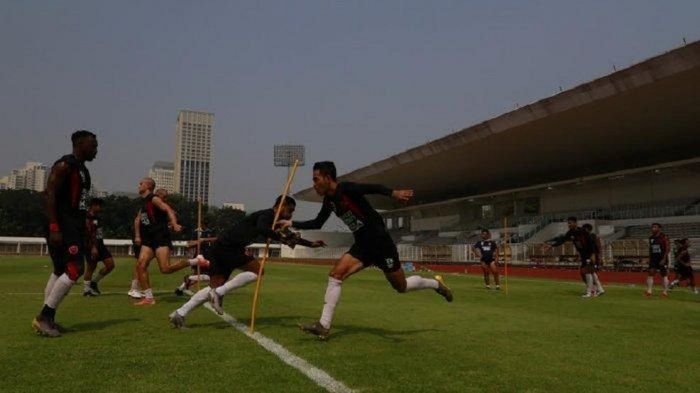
(669, 238, 697, 294)
(645, 223, 670, 298)
(279, 161, 453, 340)
(128, 188, 168, 299)
(32, 130, 98, 337)
(83, 198, 115, 297)
(582, 223, 605, 296)
(544, 217, 598, 298)
(169, 196, 324, 328)
(133, 178, 209, 305)
(473, 229, 500, 290)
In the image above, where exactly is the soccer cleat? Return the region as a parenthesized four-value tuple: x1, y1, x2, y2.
(169, 312, 187, 329)
(128, 289, 144, 299)
(485, 285, 491, 290)
(83, 288, 98, 297)
(661, 292, 669, 298)
(209, 289, 224, 315)
(299, 321, 330, 341)
(32, 317, 60, 338)
(90, 281, 101, 295)
(596, 290, 605, 297)
(434, 275, 453, 302)
(581, 293, 593, 298)
(174, 287, 184, 296)
(495, 285, 501, 290)
(644, 291, 652, 297)
(134, 297, 155, 306)
(184, 276, 194, 290)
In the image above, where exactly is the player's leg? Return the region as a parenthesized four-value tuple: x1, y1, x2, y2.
(490, 261, 501, 289)
(645, 267, 656, 296)
(688, 271, 698, 294)
(581, 261, 596, 297)
(481, 263, 491, 289)
(169, 274, 226, 329)
(90, 245, 115, 295)
(128, 260, 143, 298)
(386, 264, 453, 301)
(134, 245, 155, 304)
(154, 246, 189, 273)
(34, 243, 66, 336)
(209, 258, 259, 314)
(660, 266, 670, 297)
(83, 259, 99, 296)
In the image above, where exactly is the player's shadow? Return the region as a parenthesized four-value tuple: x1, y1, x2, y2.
(67, 318, 140, 332)
(310, 324, 441, 343)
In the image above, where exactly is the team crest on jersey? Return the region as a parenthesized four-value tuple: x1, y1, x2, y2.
(68, 245, 79, 255)
(385, 258, 395, 269)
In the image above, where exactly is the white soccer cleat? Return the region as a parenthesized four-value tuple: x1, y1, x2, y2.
(128, 289, 144, 299)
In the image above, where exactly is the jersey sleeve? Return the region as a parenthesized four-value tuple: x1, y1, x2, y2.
(546, 231, 571, 247)
(342, 182, 393, 197)
(256, 210, 282, 240)
(292, 201, 332, 230)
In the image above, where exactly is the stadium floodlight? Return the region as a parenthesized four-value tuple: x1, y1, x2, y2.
(274, 145, 305, 167)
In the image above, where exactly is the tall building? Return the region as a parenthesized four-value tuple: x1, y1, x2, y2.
(149, 161, 175, 194)
(174, 110, 214, 204)
(7, 162, 47, 192)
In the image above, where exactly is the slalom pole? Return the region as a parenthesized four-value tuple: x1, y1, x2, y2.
(249, 159, 300, 333)
(196, 200, 202, 291)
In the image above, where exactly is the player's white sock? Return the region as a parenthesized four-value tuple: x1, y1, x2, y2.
(593, 273, 604, 292)
(130, 279, 140, 291)
(43, 273, 60, 304)
(46, 274, 74, 309)
(670, 279, 679, 287)
(662, 276, 669, 294)
(405, 275, 439, 291)
(176, 287, 210, 317)
(189, 274, 210, 282)
(319, 277, 343, 329)
(177, 282, 187, 291)
(93, 270, 106, 283)
(83, 280, 92, 290)
(187, 256, 205, 267)
(144, 288, 154, 299)
(215, 272, 257, 296)
(585, 273, 594, 294)
(646, 276, 654, 293)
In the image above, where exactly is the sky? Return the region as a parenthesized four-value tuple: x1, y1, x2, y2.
(1, 0, 700, 223)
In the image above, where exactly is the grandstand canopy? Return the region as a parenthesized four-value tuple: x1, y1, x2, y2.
(295, 41, 700, 209)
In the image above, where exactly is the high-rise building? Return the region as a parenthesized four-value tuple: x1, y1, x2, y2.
(174, 110, 213, 204)
(149, 161, 175, 194)
(8, 162, 47, 192)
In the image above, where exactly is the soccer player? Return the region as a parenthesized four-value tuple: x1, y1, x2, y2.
(582, 223, 605, 296)
(169, 196, 324, 328)
(473, 229, 499, 290)
(83, 198, 115, 296)
(133, 177, 208, 305)
(279, 161, 453, 340)
(645, 223, 670, 298)
(174, 224, 215, 296)
(669, 238, 697, 294)
(32, 130, 98, 337)
(543, 217, 598, 298)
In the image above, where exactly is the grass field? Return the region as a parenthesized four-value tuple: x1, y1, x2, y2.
(1, 256, 699, 393)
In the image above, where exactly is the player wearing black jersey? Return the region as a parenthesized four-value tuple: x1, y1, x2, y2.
(544, 217, 598, 298)
(582, 223, 605, 296)
(169, 196, 324, 328)
(669, 238, 697, 294)
(646, 223, 670, 298)
(473, 229, 500, 290)
(280, 161, 453, 340)
(32, 130, 98, 337)
(133, 177, 208, 305)
(83, 198, 115, 296)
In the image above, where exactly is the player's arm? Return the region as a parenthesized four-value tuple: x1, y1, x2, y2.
(256, 212, 284, 240)
(295, 237, 326, 248)
(133, 211, 142, 245)
(186, 237, 218, 247)
(86, 217, 98, 259)
(543, 233, 568, 251)
(662, 236, 670, 265)
(285, 203, 332, 230)
(472, 245, 482, 260)
(595, 236, 603, 264)
(344, 182, 413, 202)
(152, 196, 182, 232)
(45, 162, 69, 246)
(493, 243, 499, 262)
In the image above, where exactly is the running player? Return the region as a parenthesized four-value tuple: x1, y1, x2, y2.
(582, 223, 605, 296)
(32, 130, 98, 337)
(83, 198, 115, 296)
(279, 161, 453, 340)
(543, 217, 598, 298)
(133, 177, 208, 305)
(473, 229, 499, 290)
(669, 238, 696, 294)
(169, 196, 324, 328)
(174, 224, 215, 296)
(645, 223, 670, 298)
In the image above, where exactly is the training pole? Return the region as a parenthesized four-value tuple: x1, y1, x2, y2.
(249, 159, 300, 333)
(504, 216, 509, 295)
(196, 200, 202, 291)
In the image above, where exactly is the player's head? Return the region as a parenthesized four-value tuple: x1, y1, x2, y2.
(480, 229, 490, 240)
(154, 188, 168, 200)
(71, 130, 98, 162)
(312, 161, 337, 196)
(138, 177, 156, 194)
(274, 195, 297, 220)
(89, 197, 104, 214)
(566, 216, 578, 230)
(582, 223, 593, 233)
(675, 238, 689, 248)
(651, 223, 662, 235)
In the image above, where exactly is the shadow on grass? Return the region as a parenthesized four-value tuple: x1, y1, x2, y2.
(67, 318, 140, 332)
(327, 324, 441, 342)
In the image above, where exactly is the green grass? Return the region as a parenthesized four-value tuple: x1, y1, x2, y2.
(0, 256, 698, 393)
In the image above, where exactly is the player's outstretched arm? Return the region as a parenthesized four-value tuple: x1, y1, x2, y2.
(284, 203, 332, 230)
(152, 196, 182, 232)
(343, 182, 414, 202)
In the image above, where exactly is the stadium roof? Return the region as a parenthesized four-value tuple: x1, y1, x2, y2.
(295, 40, 700, 209)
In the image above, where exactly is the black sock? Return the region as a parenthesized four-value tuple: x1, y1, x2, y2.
(40, 305, 56, 320)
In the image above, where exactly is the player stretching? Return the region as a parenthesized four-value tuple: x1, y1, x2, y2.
(280, 161, 453, 340)
(473, 229, 500, 290)
(645, 223, 670, 298)
(83, 198, 115, 296)
(133, 177, 208, 305)
(543, 217, 598, 298)
(669, 238, 697, 294)
(32, 130, 98, 337)
(169, 196, 324, 328)
(582, 223, 605, 296)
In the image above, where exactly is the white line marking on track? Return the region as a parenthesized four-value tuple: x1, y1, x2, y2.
(183, 290, 356, 393)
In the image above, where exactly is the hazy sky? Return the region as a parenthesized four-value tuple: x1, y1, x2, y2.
(2, 0, 699, 222)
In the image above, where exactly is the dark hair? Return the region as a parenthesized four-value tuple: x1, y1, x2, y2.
(582, 223, 593, 231)
(567, 216, 577, 222)
(71, 130, 96, 146)
(313, 161, 337, 181)
(89, 197, 104, 206)
(275, 195, 296, 207)
(481, 229, 490, 234)
(651, 223, 662, 228)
